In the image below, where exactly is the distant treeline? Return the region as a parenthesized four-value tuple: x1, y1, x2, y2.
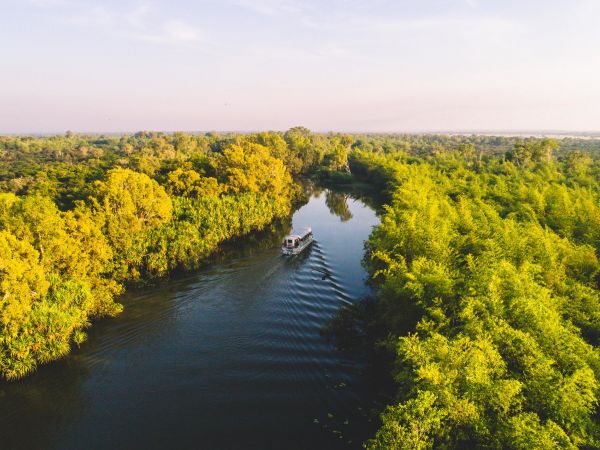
(0, 128, 353, 380)
(350, 133, 600, 159)
(348, 138, 600, 448)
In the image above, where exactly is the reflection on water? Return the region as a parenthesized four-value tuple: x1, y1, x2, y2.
(0, 186, 381, 450)
(326, 191, 354, 222)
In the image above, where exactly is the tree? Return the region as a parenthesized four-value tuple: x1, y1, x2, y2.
(0, 230, 49, 379)
(284, 126, 321, 173)
(216, 142, 291, 196)
(167, 168, 202, 196)
(366, 391, 446, 450)
(166, 168, 223, 198)
(92, 168, 172, 250)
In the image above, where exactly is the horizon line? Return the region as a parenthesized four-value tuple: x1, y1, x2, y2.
(2, 129, 600, 138)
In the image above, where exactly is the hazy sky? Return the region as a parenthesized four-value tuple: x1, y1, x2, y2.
(1, 0, 599, 133)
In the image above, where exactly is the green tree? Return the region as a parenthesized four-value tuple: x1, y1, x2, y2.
(93, 168, 172, 248)
(216, 142, 291, 196)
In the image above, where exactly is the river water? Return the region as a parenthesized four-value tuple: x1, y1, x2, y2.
(0, 186, 381, 450)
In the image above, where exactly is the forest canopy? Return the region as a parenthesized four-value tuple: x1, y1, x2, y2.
(0, 128, 352, 380)
(3, 129, 600, 450)
(349, 137, 600, 449)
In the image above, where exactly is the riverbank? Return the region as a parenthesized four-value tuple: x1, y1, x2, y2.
(1, 131, 322, 381)
(0, 185, 383, 450)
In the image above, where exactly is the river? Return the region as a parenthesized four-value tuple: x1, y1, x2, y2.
(0, 185, 382, 450)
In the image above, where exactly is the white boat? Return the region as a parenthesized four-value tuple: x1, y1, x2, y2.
(282, 227, 314, 256)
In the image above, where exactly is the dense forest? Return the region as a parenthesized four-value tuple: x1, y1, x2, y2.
(0, 128, 354, 380)
(349, 138, 600, 448)
(3, 130, 600, 449)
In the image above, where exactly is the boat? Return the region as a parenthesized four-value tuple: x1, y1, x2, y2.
(282, 227, 314, 255)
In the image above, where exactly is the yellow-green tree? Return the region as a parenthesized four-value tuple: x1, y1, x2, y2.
(92, 168, 172, 280)
(216, 143, 291, 196)
(93, 168, 172, 247)
(166, 168, 223, 198)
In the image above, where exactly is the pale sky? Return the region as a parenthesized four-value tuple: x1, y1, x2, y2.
(1, 0, 599, 133)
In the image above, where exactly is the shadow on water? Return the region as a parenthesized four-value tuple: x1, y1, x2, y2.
(0, 182, 387, 450)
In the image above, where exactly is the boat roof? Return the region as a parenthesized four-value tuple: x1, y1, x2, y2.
(285, 227, 312, 239)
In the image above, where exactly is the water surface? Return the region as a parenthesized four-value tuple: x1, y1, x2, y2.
(0, 186, 381, 450)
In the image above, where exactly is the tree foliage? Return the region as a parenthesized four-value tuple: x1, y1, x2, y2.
(0, 128, 346, 380)
(4, 128, 600, 450)
(353, 142, 600, 449)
